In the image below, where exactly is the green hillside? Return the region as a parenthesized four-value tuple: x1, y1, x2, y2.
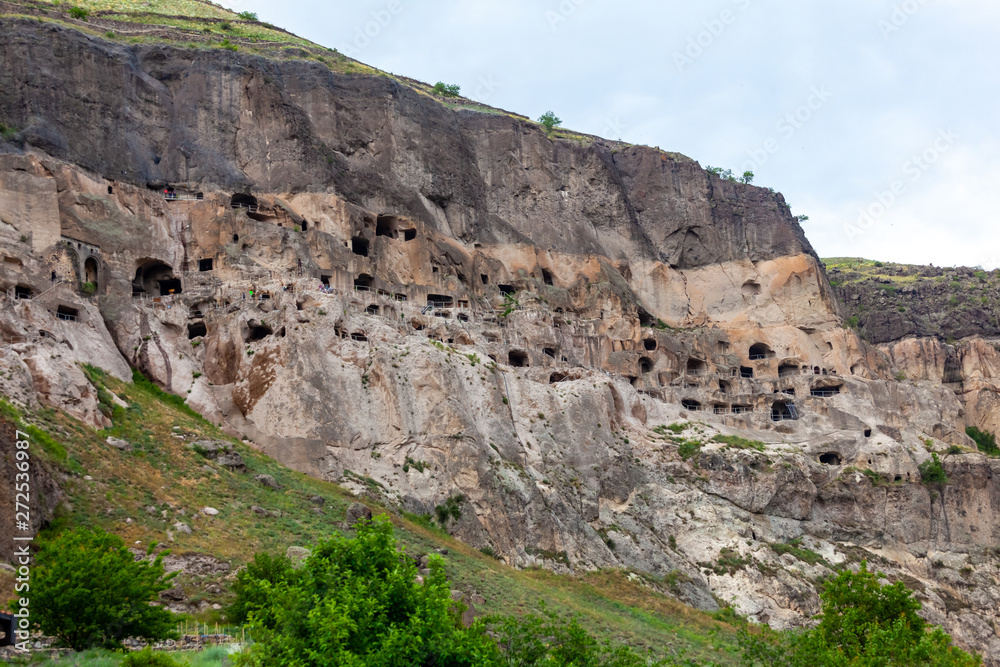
(0, 367, 740, 664)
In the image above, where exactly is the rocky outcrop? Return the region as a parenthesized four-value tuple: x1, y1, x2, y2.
(0, 17, 998, 661)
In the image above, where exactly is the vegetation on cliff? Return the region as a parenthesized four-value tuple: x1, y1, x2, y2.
(825, 257, 1000, 343)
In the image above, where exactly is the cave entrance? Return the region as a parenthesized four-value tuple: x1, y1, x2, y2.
(134, 260, 179, 296)
(681, 399, 702, 412)
(354, 274, 374, 291)
(376, 215, 397, 238)
(819, 452, 842, 465)
(740, 366, 754, 379)
(498, 284, 515, 296)
(541, 268, 554, 286)
(779, 364, 799, 378)
(771, 400, 798, 421)
(427, 294, 454, 307)
(749, 343, 774, 360)
(509, 350, 529, 368)
(188, 321, 207, 339)
(351, 237, 370, 257)
(14, 285, 32, 300)
(644, 338, 658, 351)
(56, 305, 80, 322)
(198, 258, 214, 272)
(246, 322, 273, 342)
(639, 357, 654, 374)
(686, 358, 706, 376)
(84, 257, 99, 284)
(230, 193, 258, 211)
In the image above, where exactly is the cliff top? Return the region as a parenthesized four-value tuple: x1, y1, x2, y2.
(825, 257, 1000, 344)
(1, 0, 695, 160)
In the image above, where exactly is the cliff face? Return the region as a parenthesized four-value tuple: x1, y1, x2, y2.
(2, 17, 1000, 661)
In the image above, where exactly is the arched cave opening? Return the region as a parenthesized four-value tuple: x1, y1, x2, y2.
(246, 322, 273, 342)
(749, 343, 774, 360)
(681, 399, 702, 412)
(819, 452, 842, 466)
(644, 338, 657, 351)
(508, 350, 529, 368)
(351, 237, 370, 257)
(187, 321, 207, 339)
(230, 193, 258, 210)
(639, 357, 654, 374)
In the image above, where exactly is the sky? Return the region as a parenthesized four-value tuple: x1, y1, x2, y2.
(218, 0, 1000, 268)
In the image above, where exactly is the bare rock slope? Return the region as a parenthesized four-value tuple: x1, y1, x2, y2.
(1, 18, 999, 661)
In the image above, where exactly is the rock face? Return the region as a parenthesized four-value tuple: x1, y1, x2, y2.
(1, 18, 999, 661)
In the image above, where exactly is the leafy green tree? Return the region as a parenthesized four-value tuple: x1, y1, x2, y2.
(966, 426, 999, 456)
(433, 82, 461, 97)
(234, 516, 501, 666)
(238, 11, 259, 21)
(227, 551, 299, 626)
(739, 562, 980, 666)
(538, 111, 562, 132)
(27, 528, 177, 651)
(740, 170, 755, 184)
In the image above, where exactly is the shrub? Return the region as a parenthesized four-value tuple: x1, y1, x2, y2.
(432, 81, 461, 97)
(538, 111, 561, 132)
(738, 562, 980, 665)
(966, 426, 999, 456)
(121, 648, 185, 667)
(678, 440, 702, 461)
(27, 528, 177, 651)
(712, 434, 766, 451)
(232, 516, 500, 665)
(68, 6, 89, 20)
(740, 170, 754, 184)
(919, 452, 948, 487)
(80, 281, 97, 294)
(220, 39, 238, 51)
(227, 552, 298, 626)
(219, 21, 232, 30)
(238, 11, 259, 20)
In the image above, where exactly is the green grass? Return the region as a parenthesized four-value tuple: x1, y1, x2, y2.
(769, 539, 828, 567)
(711, 434, 766, 451)
(0, 370, 743, 663)
(4, 646, 233, 666)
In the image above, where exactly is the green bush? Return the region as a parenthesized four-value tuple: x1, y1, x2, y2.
(232, 516, 499, 665)
(919, 452, 949, 487)
(238, 11, 259, 20)
(739, 562, 980, 665)
(432, 81, 461, 97)
(68, 6, 89, 20)
(27, 528, 177, 651)
(80, 281, 97, 294)
(677, 440, 702, 461)
(538, 111, 561, 132)
(121, 647, 185, 667)
(966, 426, 999, 456)
(227, 551, 298, 625)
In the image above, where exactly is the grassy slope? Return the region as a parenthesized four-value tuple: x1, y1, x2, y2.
(1, 368, 740, 664)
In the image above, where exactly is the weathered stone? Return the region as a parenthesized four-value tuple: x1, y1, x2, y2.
(285, 546, 312, 567)
(173, 522, 192, 535)
(345, 502, 373, 527)
(254, 474, 280, 490)
(106, 436, 132, 452)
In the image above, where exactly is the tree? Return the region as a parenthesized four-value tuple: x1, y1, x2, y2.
(738, 562, 981, 666)
(538, 111, 562, 132)
(227, 551, 299, 626)
(238, 11, 259, 21)
(234, 516, 501, 666)
(919, 452, 949, 487)
(794, 214, 810, 223)
(740, 170, 755, 184)
(28, 528, 177, 651)
(433, 82, 461, 97)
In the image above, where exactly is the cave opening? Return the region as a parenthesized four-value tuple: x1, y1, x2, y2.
(644, 338, 657, 351)
(639, 357, 654, 374)
(188, 321, 208, 339)
(509, 350, 529, 368)
(819, 452, 842, 465)
(246, 322, 273, 342)
(351, 237, 370, 257)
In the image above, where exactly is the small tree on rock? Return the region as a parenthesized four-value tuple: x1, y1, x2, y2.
(539, 111, 561, 132)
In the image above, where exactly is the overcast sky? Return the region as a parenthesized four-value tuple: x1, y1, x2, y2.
(219, 0, 1000, 268)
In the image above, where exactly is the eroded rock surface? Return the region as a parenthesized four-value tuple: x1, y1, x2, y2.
(0, 19, 998, 661)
